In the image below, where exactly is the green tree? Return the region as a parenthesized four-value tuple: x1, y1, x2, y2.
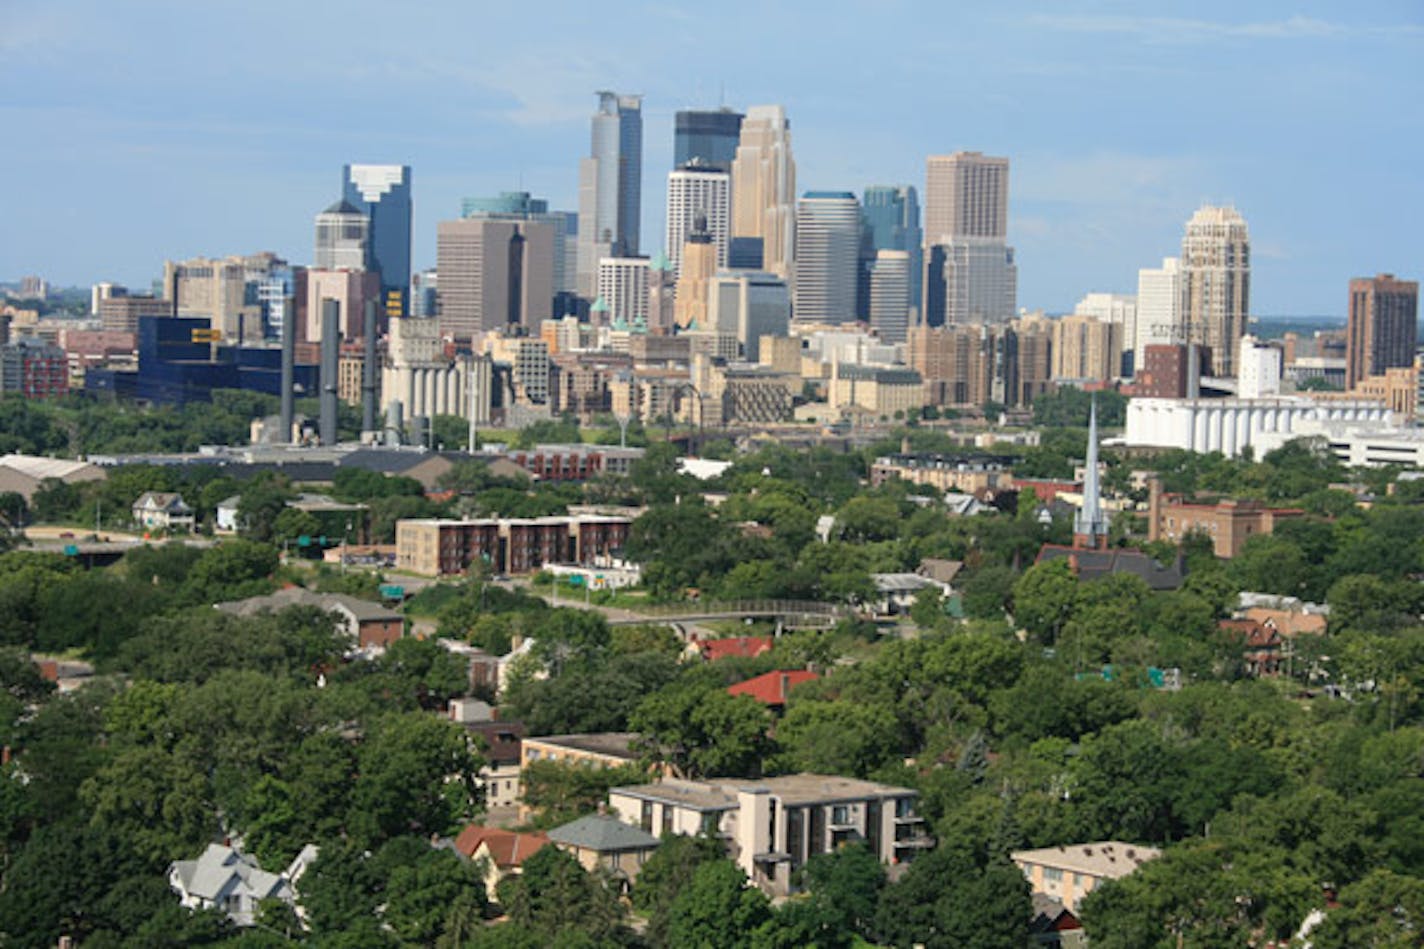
(349, 712, 484, 846)
(632, 833, 727, 947)
(383, 847, 488, 945)
(773, 699, 899, 777)
(499, 846, 625, 943)
(666, 858, 773, 949)
(631, 682, 772, 778)
(875, 846, 1031, 949)
(1310, 868, 1424, 948)
(1012, 559, 1077, 645)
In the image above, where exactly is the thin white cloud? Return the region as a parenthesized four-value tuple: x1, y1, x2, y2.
(1024, 14, 1421, 44)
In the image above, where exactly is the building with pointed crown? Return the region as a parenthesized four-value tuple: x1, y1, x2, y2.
(1072, 397, 1109, 549)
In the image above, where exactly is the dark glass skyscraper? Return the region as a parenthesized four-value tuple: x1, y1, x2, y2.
(674, 108, 743, 171)
(862, 185, 922, 312)
(342, 164, 412, 320)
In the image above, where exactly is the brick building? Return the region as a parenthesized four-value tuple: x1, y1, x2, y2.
(1146, 480, 1303, 558)
(0, 337, 69, 398)
(395, 515, 632, 577)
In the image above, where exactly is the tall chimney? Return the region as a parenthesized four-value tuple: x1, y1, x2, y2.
(361, 298, 378, 435)
(320, 300, 340, 446)
(280, 295, 295, 443)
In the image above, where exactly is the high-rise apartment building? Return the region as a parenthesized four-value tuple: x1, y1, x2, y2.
(313, 200, 370, 272)
(343, 164, 412, 320)
(924, 152, 1009, 242)
(869, 250, 912, 344)
(596, 257, 650, 327)
(1134, 257, 1182, 370)
(1073, 293, 1137, 376)
(793, 192, 861, 324)
(730, 106, 796, 279)
(922, 153, 1015, 327)
(1051, 315, 1121, 382)
(674, 108, 743, 171)
(577, 92, 643, 298)
(436, 218, 556, 340)
(1346, 274, 1418, 389)
(1180, 205, 1250, 377)
(863, 185, 923, 312)
(665, 164, 731, 277)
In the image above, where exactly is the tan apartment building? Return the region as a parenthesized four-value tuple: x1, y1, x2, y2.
(1013, 842, 1160, 913)
(1051, 314, 1121, 382)
(395, 515, 631, 577)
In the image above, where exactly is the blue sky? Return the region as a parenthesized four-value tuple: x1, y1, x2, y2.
(2, 0, 1420, 315)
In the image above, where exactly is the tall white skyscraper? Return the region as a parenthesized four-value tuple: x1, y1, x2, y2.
(792, 192, 861, 324)
(731, 105, 796, 279)
(577, 91, 643, 299)
(1181, 205, 1250, 377)
(665, 163, 730, 278)
(596, 256, 650, 327)
(869, 250, 912, 344)
(1134, 257, 1182, 370)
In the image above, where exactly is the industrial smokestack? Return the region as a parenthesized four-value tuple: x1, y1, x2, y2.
(320, 300, 340, 446)
(361, 298, 378, 435)
(280, 297, 295, 443)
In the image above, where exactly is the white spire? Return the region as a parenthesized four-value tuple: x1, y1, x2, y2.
(1074, 395, 1108, 545)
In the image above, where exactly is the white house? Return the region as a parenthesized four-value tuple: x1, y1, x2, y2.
(168, 842, 317, 927)
(215, 495, 242, 532)
(132, 491, 195, 531)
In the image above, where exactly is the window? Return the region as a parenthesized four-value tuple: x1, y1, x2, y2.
(640, 800, 653, 832)
(831, 805, 850, 825)
(1043, 867, 1063, 884)
(701, 812, 719, 836)
(662, 805, 675, 836)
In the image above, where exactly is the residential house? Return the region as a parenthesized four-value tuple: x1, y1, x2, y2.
(1011, 841, 1161, 913)
(1029, 894, 1085, 948)
(727, 670, 819, 712)
(546, 813, 660, 892)
(168, 842, 316, 927)
(214, 587, 404, 649)
(916, 558, 964, 587)
(215, 495, 242, 532)
(132, 491, 195, 531)
(451, 824, 550, 901)
(440, 636, 539, 701)
(696, 636, 772, 663)
(460, 717, 525, 810)
(609, 774, 931, 898)
(869, 572, 949, 616)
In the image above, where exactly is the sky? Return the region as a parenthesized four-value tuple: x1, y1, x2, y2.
(2, 0, 1420, 316)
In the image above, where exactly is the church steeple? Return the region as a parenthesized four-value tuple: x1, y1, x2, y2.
(1073, 396, 1109, 549)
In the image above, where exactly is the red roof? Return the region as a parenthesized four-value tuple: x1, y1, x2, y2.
(453, 825, 550, 868)
(700, 636, 772, 662)
(728, 669, 819, 706)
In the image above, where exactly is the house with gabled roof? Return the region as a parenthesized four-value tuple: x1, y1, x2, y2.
(727, 669, 819, 712)
(168, 842, 316, 927)
(451, 824, 550, 901)
(132, 491, 195, 531)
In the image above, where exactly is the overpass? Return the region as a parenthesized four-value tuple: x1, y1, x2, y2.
(603, 599, 844, 631)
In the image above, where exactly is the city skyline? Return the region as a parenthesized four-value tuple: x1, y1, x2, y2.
(2, 0, 1420, 315)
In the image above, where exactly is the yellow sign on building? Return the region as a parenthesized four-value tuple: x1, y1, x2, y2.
(190, 328, 222, 343)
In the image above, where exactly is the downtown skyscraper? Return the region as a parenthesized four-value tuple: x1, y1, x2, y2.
(665, 162, 730, 278)
(1180, 205, 1250, 377)
(342, 164, 412, 320)
(674, 108, 743, 171)
(922, 152, 1016, 326)
(792, 192, 861, 324)
(731, 105, 796, 279)
(862, 185, 922, 313)
(577, 91, 643, 299)
(1346, 273, 1418, 389)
